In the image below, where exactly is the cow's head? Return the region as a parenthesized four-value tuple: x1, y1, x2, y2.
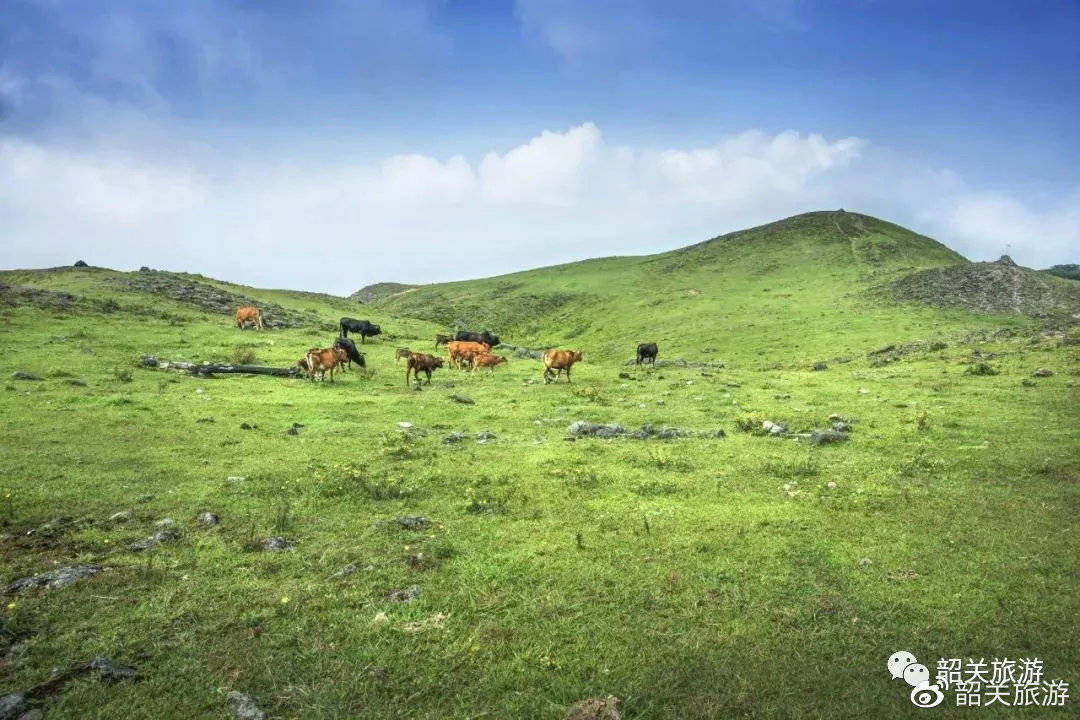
(369, 324, 382, 335)
(572, 351, 583, 362)
(494, 355, 507, 365)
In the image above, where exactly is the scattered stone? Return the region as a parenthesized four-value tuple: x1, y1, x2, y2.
(1032, 368, 1053, 377)
(388, 585, 420, 603)
(88, 656, 135, 681)
(811, 361, 828, 371)
(858, 557, 873, 568)
(154, 518, 174, 528)
(763, 421, 787, 436)
(408, 552, 426, 569)
(868, 344, 896, 356)
(0, 694, 27, 720)
(261, 536, 290, 552)
(196, 417, 215, 424)
(10, 372, 39, 381)
(136, 494, 153, 503)
(703, 429, 726, 438)
(397, 422, 413, 429)
(826, 481, 838, 489)
(567, 421, 624, 438)
(832, 421, 852, 433)
(396, 516, 430, 530)
(196, 512, 220, 526)
(774, 393, 791, 400)
(131, 531, 178, 551)
(226, 476, 245, 483)
(564, 695, 621, 720)
(475, 430, 496, 441)
(108, 511, 131, 523)
(449, 394, 475, 405)
(810, 430, 848, 446)
(442, 431, 468, 444)
(6, 565, 102, 593)
(330, 563, 358, 580)
(227, 691, 266, 720)
(1021, 378, 1035, 387)
(18, 707, 42, 720)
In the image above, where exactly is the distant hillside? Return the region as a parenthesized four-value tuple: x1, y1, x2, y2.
(349, 282, 418, 303)
(1045, 264, 1080, 281)
(888, 255, 1080, 320)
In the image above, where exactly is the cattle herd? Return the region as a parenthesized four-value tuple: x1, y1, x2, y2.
(234, 306, 659, 386)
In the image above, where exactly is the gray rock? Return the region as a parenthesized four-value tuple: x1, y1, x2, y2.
(261, 536, 290, 551)
(227, 691, 266, 720)
(131, 531, 178, 551)
(330, 563, 357, 580)
(17, 707, 43, 720)
(136, 494, 153, 503)
(388, 584, 420, 603)
(475, 430, 496, 441)
(656, 426, 691, 439)
(396, 516, 430, 530)
(10, 372, 39, 381)
(6, 565, 102, 593)
(702, 429, 726, 438)
(196, 512, 220, 526)
(450, 394, 475, 405)
(832, 421, 852, 433)
(154, 518, 174, 528)
(567, 421, 624, 438)
(88, 656, 135, 681)
(442, 431, 468, 444)
(811, 430, 849, 446)
(0, 694, 26, 720)
(1032, 368, 1053, 377)
(108, 511, 131, 523)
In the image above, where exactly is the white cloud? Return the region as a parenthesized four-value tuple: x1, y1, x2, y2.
(1, 122, 1077, 294)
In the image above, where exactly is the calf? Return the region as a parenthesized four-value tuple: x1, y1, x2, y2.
(339, 317, 382, 343)
(636, 342, 658, 365)
(447, 340, 490, 368)
(306, 347, 347, 382)
(455, 330, 500, 347)
(405, 352, 444, 386)
(235, 306, 263, 330)
(542, 349, 582, 383)
(471, 353, 507, 374)
(435, 334, 454, 349)
(333, 336, 366, 370)
(395, 347, 413, 362)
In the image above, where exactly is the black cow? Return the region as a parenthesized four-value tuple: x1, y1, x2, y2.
(455, 330, 500, 347)
(333, 336, 366, 369)
(435, 334, 454, 349)
(340, 317, 382, 343)
(636, 342, 658, 365)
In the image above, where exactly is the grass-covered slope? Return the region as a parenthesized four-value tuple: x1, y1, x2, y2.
(349, 282, 419, 304)
(1, 212, 1078, 719)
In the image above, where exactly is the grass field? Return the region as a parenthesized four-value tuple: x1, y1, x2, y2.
(2, 212, 1078, 718)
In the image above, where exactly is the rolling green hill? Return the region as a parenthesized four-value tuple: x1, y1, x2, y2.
(1, 211, 1078, 719)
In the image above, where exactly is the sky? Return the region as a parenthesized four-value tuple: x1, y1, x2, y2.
(1, 0, 1077, 295)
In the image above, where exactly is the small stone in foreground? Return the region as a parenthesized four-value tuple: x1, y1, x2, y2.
(811, 430, 848, 446)
(450, 394, 475, 405)
(196, 512, 220, 526)
(395, 516, 429, 530)
(388, 585, 420, 603)
(227, 691, 266, 720)
(6, 565, 102, 593)
(261, 536, 291, 551)
(564, 695, 621, 720)
(0, 693, 27, 719)
(131, 531, 178, 551)
(89, 656, 136, 681)
(1032, 368, 1053, 377)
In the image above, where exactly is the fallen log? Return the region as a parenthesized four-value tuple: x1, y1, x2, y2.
(139, 355, 299, 377)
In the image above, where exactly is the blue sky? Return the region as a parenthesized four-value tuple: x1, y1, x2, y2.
(1, 1, 1077, 292)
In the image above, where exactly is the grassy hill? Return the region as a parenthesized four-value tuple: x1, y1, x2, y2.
(1, 211, 1078, 719)
(349, 282, 419, 304)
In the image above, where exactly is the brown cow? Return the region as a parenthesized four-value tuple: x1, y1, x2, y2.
(542, 349, 582, 383)
(235, 306, 263, 330)
(406, 352, 444, 386)
(306, 347, 347, 382)
(447, 340, 490, 368)
(471, 353, 507, 374)
(395, 347, 413, 363)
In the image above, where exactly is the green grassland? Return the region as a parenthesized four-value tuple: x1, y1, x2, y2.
(1, 211, 1078, 718)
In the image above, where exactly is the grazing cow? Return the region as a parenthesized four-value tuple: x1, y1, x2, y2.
(296, 356, 312, 377)
(447, 340, 491, 368)
(542, 349, 583, 383)
(333, 337, 366, 370)
(636, 342, 659, 365)
(471, 353, 507, 374)
(235, 306, 263, 330)
(395, 347, 413, 362)
(435, 334, 454, 349)
(339, 317, 382, 343)
(405, 352, 443, 386)
(455, 330, 500, 348)
(305, 347, 347, 382)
